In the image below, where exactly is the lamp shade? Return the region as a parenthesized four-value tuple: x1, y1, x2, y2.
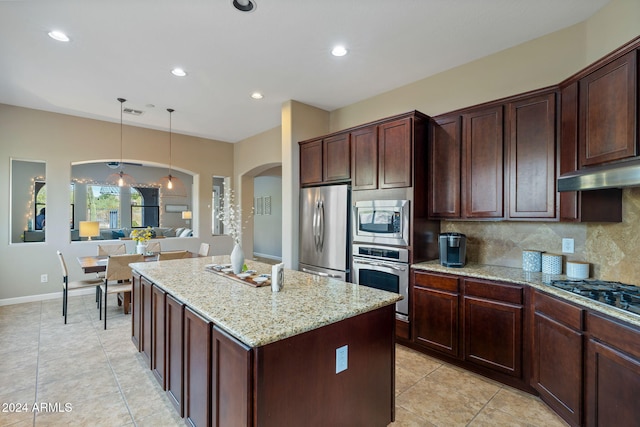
(79, 221, 100, 240)
(181, 211, 192, 220)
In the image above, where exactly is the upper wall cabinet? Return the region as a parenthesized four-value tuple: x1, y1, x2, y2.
(350, 125, 378, 190)
(506, 92, 557, 219)
(579, 50, 637, 168)
(428, 115, 462, 218)
(299, 133, 350, 187)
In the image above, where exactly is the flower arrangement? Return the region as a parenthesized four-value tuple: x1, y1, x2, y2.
(131, 227, 153, 244)
(217, 188, 252, 245)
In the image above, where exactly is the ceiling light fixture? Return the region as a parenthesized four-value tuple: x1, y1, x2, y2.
(48, 30, 70, 42)
(106, 98, 136, 187)
(331, 46, 348, 57)
(250, 92, 264, 100)
(159, 108, 187, 197)
(232, 0, 256, 12)
(171, 68, 187, 77)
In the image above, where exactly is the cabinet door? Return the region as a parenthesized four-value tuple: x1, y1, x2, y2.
(462, 106, 504, 218)
(351, 125, 378, 190)
(579, 50, 637, 167)
(429, 115, 462, 218)
(151, 285, 167, 389)
(141, 276, 153, 366)
(211, 326, 252, 427)
(184, 307, 212, 427)
(166, 294, 184, 417)
(131, 273, 142, 350)
(300, 139, 323, 186)
(532, 292, 583, 427)
(378, 117, 412, 189)
(323, 133, 350, 183)
(412, 272, 460, 358)
(507, 92, 557, 219)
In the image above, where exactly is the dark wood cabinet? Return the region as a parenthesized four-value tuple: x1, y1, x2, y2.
(428, 115, 462, 218)
(166, 294, 184, 416)
(300, 133, 350, 186)
(141, 276, 153, 366)
(412, 271, 460, 358)
(585, 312, 640, 427)
(299, 139, 323, 186)
(507, 92, 557, 219)
(462, 106, 504, 219)
(184, 306, 212, 427)
(378, 117, 413, 189)
(463, 278, 523, 378)
(350, 125, 378, 190)
(531, 291, 584, 427)
(151, 285, 166, 389)
(211, 326, 252, 427)
(132, 273, 142, 350)
(579, 50, 637, 167)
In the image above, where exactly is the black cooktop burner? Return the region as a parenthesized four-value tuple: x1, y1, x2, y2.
(549, 279, 640, 316)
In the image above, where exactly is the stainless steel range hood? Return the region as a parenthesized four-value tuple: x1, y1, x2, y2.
(558, 158, 640, 192)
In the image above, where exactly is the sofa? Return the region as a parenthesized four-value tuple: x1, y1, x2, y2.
(71, 227, 192, 241)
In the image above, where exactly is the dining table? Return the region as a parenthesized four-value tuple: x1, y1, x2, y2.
(77, 251, 201, 274)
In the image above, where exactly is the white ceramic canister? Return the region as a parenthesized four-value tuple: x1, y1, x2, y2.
(522, 250, 543, 272)
(541, 253, 563, 275)
(566, 261, 590, 279)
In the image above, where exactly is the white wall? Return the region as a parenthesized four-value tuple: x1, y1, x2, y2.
(253, 173, 282, 259)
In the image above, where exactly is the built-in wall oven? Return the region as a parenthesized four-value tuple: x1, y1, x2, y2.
(352, 243, 409, 320)
(353, 200, 410, 246)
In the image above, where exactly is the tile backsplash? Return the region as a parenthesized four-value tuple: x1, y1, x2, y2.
(441, 188, 640, 285)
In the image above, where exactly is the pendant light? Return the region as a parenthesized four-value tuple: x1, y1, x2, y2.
(106, 98, 136, 187)
(159, 108, 186, 197)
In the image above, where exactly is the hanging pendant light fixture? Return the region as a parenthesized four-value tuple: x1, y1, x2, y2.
(106, 98, 136, 187)
(159, 108, 186, 197)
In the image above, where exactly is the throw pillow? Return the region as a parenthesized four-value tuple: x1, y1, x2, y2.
(175, 227, 185, 237)
(163, 228, 176, 237)
(179, 228, 192, 237)
(112, 230, 125, 239)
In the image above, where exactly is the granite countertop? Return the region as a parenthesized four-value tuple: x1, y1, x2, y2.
(412, 261, 640, 328)
(130, 256, 401, 348)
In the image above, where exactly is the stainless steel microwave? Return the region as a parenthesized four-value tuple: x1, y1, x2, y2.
(352, 200, 410, 246)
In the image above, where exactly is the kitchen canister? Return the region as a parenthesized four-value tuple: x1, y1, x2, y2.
(522, 250, 543, 272)
(566, 261, 590, 279)
(541, 253, 563, 275)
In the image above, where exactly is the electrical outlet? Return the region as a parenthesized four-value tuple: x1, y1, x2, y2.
(336, 345, 348, 374)
(562, 238, 575, 254)
(40, 274, 48, 283)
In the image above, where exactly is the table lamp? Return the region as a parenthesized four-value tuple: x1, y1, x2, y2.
(79, 221, 100, 241)
(182, 211, 192, 224)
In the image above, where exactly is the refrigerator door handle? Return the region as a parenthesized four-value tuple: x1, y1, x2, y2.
(312, 200, 320, 251)
(318, 200, 325, 251)
(301, 267, 342, 279)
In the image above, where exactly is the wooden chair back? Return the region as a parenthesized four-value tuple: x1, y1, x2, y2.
(146, 241, 161, 253)
(198, 243, 210, 256)
(56, 250, 69, 281)
(97, 243, 126, 256)
(105, 254, 143, 282)
(158, 250, 189, 261)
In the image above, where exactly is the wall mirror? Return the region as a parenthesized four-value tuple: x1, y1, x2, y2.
(70, 161, 194, 241)
(10, 159, 47, 244)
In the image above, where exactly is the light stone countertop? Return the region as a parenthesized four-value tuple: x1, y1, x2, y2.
(412, 260, 640, 329)
(131, 256, 401, 348)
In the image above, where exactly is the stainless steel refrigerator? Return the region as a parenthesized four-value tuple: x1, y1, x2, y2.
(299, 184, 350, 281)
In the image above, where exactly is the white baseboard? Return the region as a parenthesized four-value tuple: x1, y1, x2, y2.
(0, 288, 95, 307)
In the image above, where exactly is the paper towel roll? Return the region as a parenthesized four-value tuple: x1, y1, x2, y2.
(542, 253, 562, 275)
(522, 250, 543, 272)
(566, 261, 589, 279)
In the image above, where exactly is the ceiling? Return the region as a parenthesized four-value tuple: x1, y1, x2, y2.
(0, 0, 609, 143)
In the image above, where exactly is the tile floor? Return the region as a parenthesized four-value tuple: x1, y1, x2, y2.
(0, 294, 568, 427)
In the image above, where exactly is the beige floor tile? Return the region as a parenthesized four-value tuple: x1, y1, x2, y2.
(34, 391, 133, 426)
(0, 363, 37, 396)
(396, 365, 426, 396)
(388, 406, 436, 427)
(421, 364, 501, 403)
(0, 386, 36, 426)
(396, 346, 442, 377)
(36, 368, 121, 405)
(485, 388, 569, 427)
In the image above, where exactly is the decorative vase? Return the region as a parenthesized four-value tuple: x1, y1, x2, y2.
(230, 243, 245, 274)
(136, 243, 147, 255)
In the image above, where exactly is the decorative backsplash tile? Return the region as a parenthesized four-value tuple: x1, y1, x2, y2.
(440, 188, 640, 285)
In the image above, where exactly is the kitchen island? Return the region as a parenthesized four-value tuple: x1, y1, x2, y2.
(130, 256, 401, 427)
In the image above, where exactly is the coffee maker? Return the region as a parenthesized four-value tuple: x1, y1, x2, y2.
(439, 233, 467, 268)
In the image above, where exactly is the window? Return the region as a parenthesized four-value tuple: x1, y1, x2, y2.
(212, 177, 226, 235)
(34, 181, 46, 230)
(87, 185, 121, 228)
(131, 187, 159, 228)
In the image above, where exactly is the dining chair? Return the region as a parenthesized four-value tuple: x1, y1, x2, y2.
(97, 243, 126, 256)
(158, 250, 190, 261)
(198, 242, 210, 256)
(146, 241, 161, 253)
(57, 251, 102, 324)
(99, 253, 143, 330)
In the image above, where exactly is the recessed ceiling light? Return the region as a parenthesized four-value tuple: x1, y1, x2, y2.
(48, 30, 70, 42)
(233, 0, 256, 12)
(250, 92, 264, 100)
(331, 46, 348, 57)
(171, 68, 187, 77)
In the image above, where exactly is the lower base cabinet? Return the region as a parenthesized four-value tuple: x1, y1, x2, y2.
(166, 294, 184, 416)
(184, 307, 212, 427)
(151, 285, 166, 388)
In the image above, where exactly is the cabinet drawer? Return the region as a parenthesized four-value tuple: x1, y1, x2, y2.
(586, 312, 640, 359)
(414, 271, 459, 292)
(464, 279, 523, 305)
(534, 291, 584, 330)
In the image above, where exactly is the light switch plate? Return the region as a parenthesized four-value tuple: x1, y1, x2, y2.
(336, 345, 348, 374)
(562, 238, 574, 254)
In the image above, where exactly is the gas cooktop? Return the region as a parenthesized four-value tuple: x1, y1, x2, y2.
(549, 279, 640, 316)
